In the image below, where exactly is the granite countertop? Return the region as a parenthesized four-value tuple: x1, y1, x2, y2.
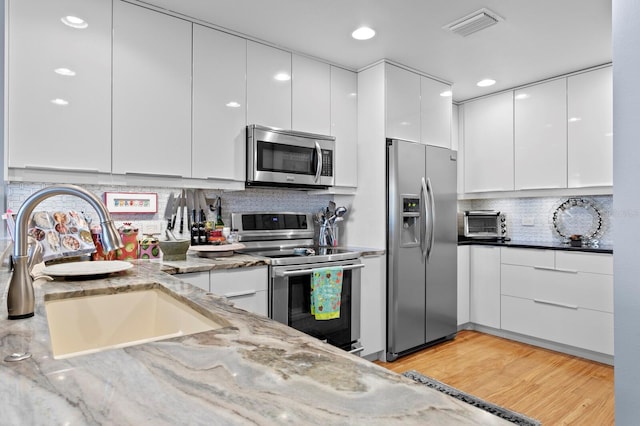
(458, 238, 613, 254)
(0, 259, 508, 425)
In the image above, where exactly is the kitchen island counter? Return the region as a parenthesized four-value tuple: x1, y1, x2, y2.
(0, 262, 509, 425)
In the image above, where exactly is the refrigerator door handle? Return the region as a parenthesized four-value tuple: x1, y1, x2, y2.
(420, 177, 428, 261)
(426, 177, 435, 261)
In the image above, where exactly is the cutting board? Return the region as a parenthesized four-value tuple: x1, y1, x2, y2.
(188, 243, 246, 258)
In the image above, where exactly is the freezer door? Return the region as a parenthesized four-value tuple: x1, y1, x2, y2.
(387, 139, 427, 356)
(425, 146, 458, 343)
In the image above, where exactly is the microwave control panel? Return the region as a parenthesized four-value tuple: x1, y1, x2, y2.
(321, 149, 333, 176)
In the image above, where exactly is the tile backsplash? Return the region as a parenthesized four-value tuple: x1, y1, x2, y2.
(5, 182, 333, 238)
(458, 195, 613, 246)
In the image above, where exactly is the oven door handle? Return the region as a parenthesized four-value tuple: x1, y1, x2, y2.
(275, 263, 364, 277)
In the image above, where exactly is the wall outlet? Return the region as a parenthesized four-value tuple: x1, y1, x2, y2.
(142, 221, 162, 235)
(521, 216, 535, 226)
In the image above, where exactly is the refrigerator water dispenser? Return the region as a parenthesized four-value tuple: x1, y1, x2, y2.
(401, 197, 420, 246)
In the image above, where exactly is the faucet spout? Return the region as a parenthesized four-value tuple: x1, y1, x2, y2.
(7, 184, 124, 319)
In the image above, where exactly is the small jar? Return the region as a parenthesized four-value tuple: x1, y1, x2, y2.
(139, 235, 161, 260)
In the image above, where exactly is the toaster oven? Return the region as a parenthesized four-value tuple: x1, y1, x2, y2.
(458, 210, 507, 239)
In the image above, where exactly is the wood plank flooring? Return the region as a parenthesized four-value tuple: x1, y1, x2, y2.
(374, 330, 614, 425)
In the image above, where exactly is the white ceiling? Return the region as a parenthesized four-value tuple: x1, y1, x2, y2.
(137, 0, 612, 102)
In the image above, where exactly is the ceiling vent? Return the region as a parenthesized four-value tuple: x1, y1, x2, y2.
(443, 8, 504, 37)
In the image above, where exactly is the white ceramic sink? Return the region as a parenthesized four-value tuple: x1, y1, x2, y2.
(45, 288, 222, 359)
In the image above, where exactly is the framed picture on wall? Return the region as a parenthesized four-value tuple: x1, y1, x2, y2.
(103, 192, 158, 214)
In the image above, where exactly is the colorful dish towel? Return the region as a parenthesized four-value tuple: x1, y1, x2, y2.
(310, 266, 343, 320)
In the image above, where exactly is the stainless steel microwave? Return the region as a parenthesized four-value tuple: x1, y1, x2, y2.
(246, 124, 335, 189)
(458, 210, 507, 239)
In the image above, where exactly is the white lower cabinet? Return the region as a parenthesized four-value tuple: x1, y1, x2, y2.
(210, 266, 268, 317)
(359, 254, 386, 359)
(469, 246, 501, 329)
(178, 271, 210, 292)
(457, 246, 470, 325)
(500, 248, 613, 355)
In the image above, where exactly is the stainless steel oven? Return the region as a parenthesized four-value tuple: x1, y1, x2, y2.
(246, 124, 335, 189)
(233, 212, 364, 354)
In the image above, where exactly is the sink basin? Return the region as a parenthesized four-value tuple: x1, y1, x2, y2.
(45, 287, 222, 359)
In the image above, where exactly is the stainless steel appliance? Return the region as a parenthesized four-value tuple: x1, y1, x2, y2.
(246, 125, 335, 189)
(458, 210, 507, 240)
(386, 139, 457, 361)
(232, 212, 364, 354)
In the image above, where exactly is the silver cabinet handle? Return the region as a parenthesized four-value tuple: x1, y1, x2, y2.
(314, 141, 322, 183)
(25, 164, 101, 173)
(534, 298, 579, 310)
(124, 171, 183, 178)
(224, 290, 257, 299)
(276, 263, 364, 277)
(533, 266, 578, 274)
(348, 343, 365, 355)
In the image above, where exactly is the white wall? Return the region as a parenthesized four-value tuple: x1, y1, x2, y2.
(613, 0, 640, 422)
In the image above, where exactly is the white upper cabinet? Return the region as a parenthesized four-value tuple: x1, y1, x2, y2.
(421, 77, 452, 149)
(567, 67, 613, 188)
(514, 78, 567, 190)
(247, 41, 292, 130)
(7, 0, 111, 173)
(112, 1, 192, 177)
(463, 91, 515, 193)
(292, 55, 331, 134)
(330, 66, 358, 188)
(192, 25, 247, 182)
(385, 63, 421, 142)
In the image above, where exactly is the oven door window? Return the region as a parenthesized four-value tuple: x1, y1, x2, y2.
(287, 273, 352, 349)
(257, 141, 317, 175)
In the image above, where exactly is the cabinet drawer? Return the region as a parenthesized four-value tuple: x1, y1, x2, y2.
(555, 251, 613, 275)
(210, 266, 268, 295)
(501, 265, 613, 312)
(500, 247, 554, 268)
(501, 295, 613, 355)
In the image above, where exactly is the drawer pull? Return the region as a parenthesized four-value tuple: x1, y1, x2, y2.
(534, 298, 578, 310)
(224, 290, 257, 299)
(533, 266, 578, 274)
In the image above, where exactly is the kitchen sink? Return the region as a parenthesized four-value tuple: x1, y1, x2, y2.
(45, 287, 222, 359)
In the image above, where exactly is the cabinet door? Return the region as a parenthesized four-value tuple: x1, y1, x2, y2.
(112, 1, 192, 177)
(463, 92, 514, 192)
(457, 245, 470, 325)
(469, 246, 501, 328)
(360, 255, 386, 359)
(247, 41, 291, 130)
(568, 67, 613, 187)
(178, 271, 210, 292)
(421, 77, 452, 149)
(385, 63, 420, 142)
(210, 266, 268, 316)
(192, 25, 246, 181)
(7, 0, 111, 173)
(514, 79, 567, 190)
(331, 66, 358, 188)
(292, 55, 330, 134)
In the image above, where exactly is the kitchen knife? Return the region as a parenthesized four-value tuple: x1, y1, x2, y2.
(197, 190, 208, 223)
(186, 189, 194, 230)
(178, 189, 186, 234)
(164, 192, 175, 231)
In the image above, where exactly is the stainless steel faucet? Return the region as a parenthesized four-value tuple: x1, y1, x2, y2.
(7, 184, 123, 320)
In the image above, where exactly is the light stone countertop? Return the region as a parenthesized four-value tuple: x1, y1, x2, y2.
(0, 258, 508, 425)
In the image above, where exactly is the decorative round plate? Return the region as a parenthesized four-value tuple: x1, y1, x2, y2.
(552, 198, 603, 240)
(42, 260, 133, 277)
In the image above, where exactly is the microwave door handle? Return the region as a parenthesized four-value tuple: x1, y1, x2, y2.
(426, 177, 435, 262)
(420, 177, 428, 261)
(314, 141, 322, 183)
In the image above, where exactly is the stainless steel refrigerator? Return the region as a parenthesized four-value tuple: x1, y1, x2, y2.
(386, 138, 457, 361)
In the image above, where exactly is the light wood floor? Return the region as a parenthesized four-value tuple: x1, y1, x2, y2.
(374, 330, 614, 425)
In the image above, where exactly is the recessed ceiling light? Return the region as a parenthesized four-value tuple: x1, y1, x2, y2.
(274, 73, 291, 81)
(51, 98, 69, 106)
(440, 90, 453, 97)
(226, 101, 241, 108)
(54, 68, 76, 77)
(352, 27, 375, 40)
(61, 15, 88, 29)
(477, 79, 496, 87)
